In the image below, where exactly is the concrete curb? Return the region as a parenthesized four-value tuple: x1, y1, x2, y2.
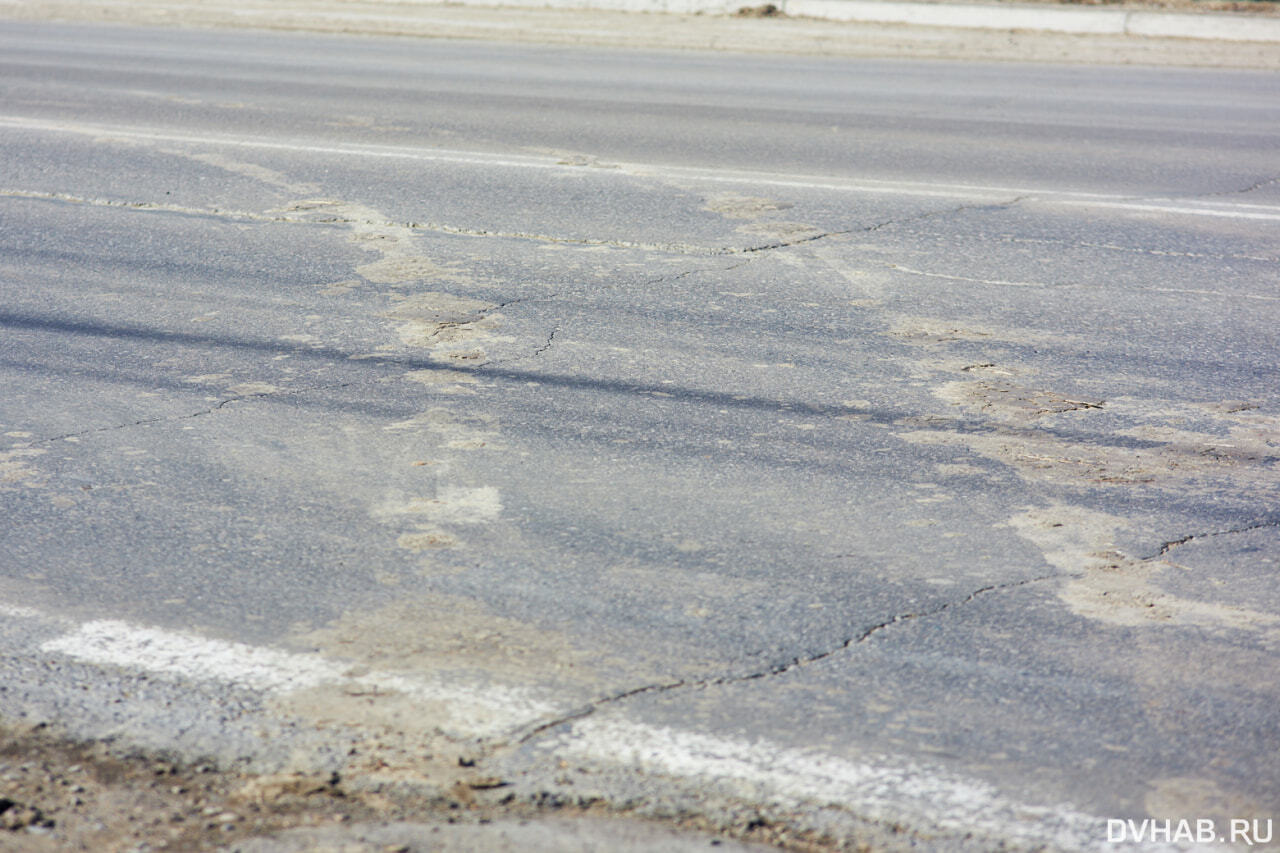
(786, 0, 1280, 40)
(391, 0, 1280, 42)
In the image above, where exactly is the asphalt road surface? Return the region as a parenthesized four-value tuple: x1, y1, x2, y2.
(1, 19, 1279, 851)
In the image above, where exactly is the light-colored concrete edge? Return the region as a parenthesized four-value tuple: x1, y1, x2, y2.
(385, 0, 1280, 41)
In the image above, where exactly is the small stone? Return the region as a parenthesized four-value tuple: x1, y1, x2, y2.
(466, 777, 508, 790)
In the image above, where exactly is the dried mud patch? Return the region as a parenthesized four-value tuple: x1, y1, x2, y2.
(1145, 776, 1272, 829)
(734, 220, 824, 243)
(937, 378, 1105, 423)
(280, 199, 471, 289)
(0, 722, 734, 853)
(0, 447, 46, 490)
(702, 193, 793, 219)
(384, 407, 504, 450)
(908, 379, 1279, 496)
(905, 343, 1279, 638)
(0, 721, 360, 852)
(887, 315, 1089, 351)
(1010, 504, 1280, 640)
(293, 595, 617, 693)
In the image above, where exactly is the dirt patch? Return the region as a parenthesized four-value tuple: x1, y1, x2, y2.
(0, 721, 360, 852)
(1009, 504, 1280, 639)
(734, 4, 784, 18)
(938, 378, 1104, 422)
(293, 595, 606, 691)
(0, 447, 45, 490)
(703, 193, 794, 219)
(280, 200, 471, 290)
(1145, 777, 1272, 828)
(902, 365, 1280, 496)
(894, 309, 1279, 640)
(1, 722, 776, 853)
(384, 407, 505, 450)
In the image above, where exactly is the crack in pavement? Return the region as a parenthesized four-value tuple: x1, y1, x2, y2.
(532, 327, 558, 357)
(4, 188, 733, 257)
(6, 188, 1028, 260)
(24, 379, 365, 446)
(735, 197, 1028, 255)
(1151, 519, 1280, 560)
(1205, 174, 1280, 197)
(641, 259, 756, 286)
(974, 232, 1280, 265)
(510, 571, 1062, 746)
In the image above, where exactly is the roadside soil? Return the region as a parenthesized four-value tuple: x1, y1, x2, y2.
(0, 720, 424, 853)
(2, 0, 1279, 68)
(0, 722, 791, 852)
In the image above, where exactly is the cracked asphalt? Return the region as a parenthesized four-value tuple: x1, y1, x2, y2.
(1, 15, 1279, 852)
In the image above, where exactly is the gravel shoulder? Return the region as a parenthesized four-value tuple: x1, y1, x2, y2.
(3, 0, 1279, 68)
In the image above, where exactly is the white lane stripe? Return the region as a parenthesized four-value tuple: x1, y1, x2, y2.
(3, 115, 1279, 222)
(14, 607, 1156, 849)
(0, 603, 51, 620)
(0, 115, 566, 172)
(560, 719, 1174, 853)
(1059, 198, 1280, 221)
(41, 619, 342, 692)
(39, 619, 554, 738)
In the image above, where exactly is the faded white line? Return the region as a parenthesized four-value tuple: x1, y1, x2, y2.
(0, 602, 54, 621)
(4, 115, 1280, 222)
(886, 262, 1280, 301)
(40, 618, 554, 738)
(557, 718, 1174, 853)
(0, 187, 715, 254)
(889, 263, 1066, 288)
(9, 605, 1164, 850)
(1059, 198, 1280, 222)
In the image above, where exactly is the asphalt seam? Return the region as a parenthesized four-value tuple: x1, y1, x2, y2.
(5, 188, 785, 258)
(532, 327, 559, 357)
(734, 196, 1026, 255)
(509, 570, 1063, 746)
(1150, 519, 1280, 560)
(22, 380, 367, 446)
(1208, 173, 1280, 198)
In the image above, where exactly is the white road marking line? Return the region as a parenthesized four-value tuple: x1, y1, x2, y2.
(6, 604, 1161, 849)
(1058, 198, 1280, 221)
(890, 263, 1056, 288)
(39, 618, 554, 738)
(4, 115, 1279, 222)
(0, 602, 52, 621)
(560, 718, 1172, 853)
(888, 264, 1280, 300)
